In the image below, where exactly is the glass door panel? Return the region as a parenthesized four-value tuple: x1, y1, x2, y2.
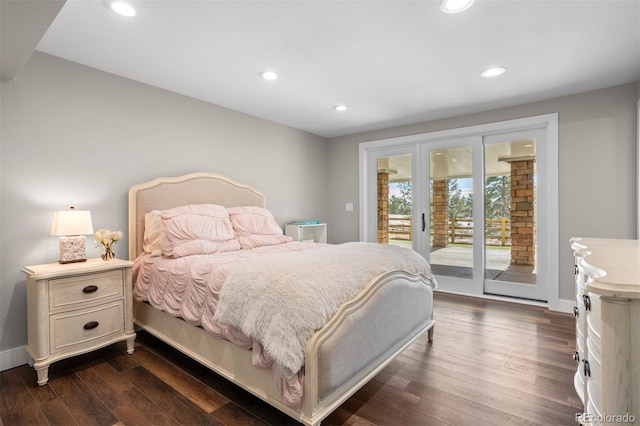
(428, 146, 474, 278)
(376, 153, 413, 248)
(483, 128, 547, 301)
(484, 139, 537, 285)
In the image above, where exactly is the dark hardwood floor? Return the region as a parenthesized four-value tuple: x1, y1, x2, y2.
(0, 292, 581, 426)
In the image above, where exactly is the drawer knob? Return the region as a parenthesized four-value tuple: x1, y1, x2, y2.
(82, 285, 99, 293)
(83, 321, 99, 330)
(573, 351, 580, 363)
(583, 359, 591, 377)
(573, 306, 579, 317)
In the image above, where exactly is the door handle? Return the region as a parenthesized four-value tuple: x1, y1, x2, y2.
(421, 213, 426, 232)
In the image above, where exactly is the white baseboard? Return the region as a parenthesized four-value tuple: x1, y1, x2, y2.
(1, 345, 29, 372)
(436, 289, 575, 314)
(556, 298, 575, 314)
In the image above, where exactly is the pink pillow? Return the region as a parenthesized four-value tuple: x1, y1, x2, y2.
(236, 234, 293, 250)
(159, 204, 240, 257)
(143, 210, 163, 254)
(228, 206, 292, 248)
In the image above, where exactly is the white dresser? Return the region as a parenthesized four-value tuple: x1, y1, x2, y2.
(571, 238, 639, 425)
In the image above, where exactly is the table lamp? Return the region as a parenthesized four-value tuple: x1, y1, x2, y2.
(51, 206, 94, 264)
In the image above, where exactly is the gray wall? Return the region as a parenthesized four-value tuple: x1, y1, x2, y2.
(0, 52, 328, 354)
(328, 83, 639, 301)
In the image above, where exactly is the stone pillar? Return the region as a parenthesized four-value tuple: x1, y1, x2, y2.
(432, 179, 449, 248)
(509, 159, 535, 265)
(377, 171, 389, 244)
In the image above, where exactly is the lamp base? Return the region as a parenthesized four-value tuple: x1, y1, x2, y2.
(58, 236, 87, 264)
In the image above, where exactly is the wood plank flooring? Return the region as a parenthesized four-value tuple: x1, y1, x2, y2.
(0, 292, 582, 425)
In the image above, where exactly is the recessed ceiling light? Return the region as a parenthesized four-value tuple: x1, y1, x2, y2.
(106, 1, 137, 17)
(481, 66, 506, 78)
(440, 0, 475, 14)
(333, 105, 348, 112)
(259, 71, 278, 81)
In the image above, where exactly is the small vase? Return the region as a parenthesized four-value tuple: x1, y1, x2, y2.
(101, 246, 115, 261)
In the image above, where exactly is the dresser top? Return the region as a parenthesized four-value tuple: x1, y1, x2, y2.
(24, 258, 134, 280)
(571, 237, 640, 298)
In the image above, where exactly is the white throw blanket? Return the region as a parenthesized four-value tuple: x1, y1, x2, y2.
(213, 242, 432, 378)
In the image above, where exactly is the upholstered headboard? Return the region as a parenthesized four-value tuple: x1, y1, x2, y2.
(127, 172, 266, 260)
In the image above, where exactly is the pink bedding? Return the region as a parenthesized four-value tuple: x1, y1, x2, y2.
(133, 241, 320, 406)
(133, 241, 319, 343)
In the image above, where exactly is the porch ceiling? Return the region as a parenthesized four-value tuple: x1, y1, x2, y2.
(379, 139, 536, 182)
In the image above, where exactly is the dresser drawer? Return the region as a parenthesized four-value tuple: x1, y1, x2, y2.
(576, 326, 586, 358)
(576, 295, 586, 332)
(49, 270, 124, 312)
(576, 272, 586, 295)
(574, 370, 586, 405)
(50, 301, 124, 353)
(586, 293, 602, 342)
(587, 398, 603, 426)
(586, 337, 602, 411)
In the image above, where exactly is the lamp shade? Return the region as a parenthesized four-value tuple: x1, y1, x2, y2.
(51, 208, 94, 236)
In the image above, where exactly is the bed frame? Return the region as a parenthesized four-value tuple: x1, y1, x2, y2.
(128, 172, 436, 426)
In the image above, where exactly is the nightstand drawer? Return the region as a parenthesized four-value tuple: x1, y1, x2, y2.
(49, 270, 123, 311)
(50, 301, 124, 353)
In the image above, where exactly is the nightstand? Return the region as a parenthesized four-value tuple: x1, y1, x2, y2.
(23, 258, 136, 385)
(285, 223, 327, 243)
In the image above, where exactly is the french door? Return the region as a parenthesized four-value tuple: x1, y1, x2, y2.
(481, 128, 548, 301)
(421, 130, 548, 301)
(360, 114, 558, 304)
(421, 136, 484, 296)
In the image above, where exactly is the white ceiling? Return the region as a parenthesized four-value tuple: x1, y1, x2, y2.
(28, 0, 640, 138)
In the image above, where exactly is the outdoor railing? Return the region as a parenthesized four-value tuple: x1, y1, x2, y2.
(389, 215, 511, 246)
(388, 215, 412, 240)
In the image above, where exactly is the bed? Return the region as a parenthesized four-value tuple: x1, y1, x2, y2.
(128, 172, 436, 426)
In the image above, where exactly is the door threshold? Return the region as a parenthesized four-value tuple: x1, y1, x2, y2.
(434, 288, 547, 308)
